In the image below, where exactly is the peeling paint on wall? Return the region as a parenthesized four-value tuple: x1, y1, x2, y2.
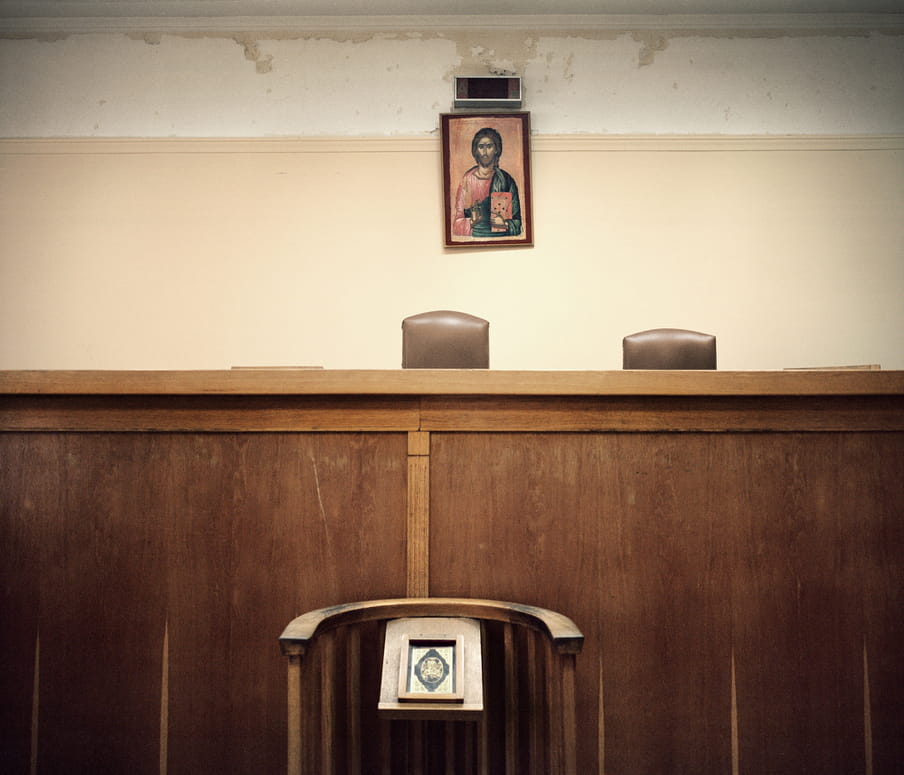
(633, 32, 669, 66)
(0, 22, 902, 137)
(128, 32, 162, 45)
(452, 31, 540, 79)
(234, 34, 273, 73)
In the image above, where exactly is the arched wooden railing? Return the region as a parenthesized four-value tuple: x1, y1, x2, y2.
(279, 598, 584, 775)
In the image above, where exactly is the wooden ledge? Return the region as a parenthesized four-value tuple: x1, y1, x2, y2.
(1, 369, 902, 397)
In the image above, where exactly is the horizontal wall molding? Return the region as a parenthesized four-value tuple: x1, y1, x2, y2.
(2, 13, 904, 35)
(535, 135, 904, 152)
(2, 135, 903, 156)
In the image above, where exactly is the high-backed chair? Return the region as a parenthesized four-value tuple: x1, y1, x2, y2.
(622, 328, 717, 370)
(401, 310, 489, 369)
(280, 597, 583, 775)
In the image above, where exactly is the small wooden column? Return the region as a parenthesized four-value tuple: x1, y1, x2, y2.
(407, 432, 430, 597)
(286, 652, 303, 775)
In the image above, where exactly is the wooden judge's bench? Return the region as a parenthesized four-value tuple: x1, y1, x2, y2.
(1, 369, 902, 774)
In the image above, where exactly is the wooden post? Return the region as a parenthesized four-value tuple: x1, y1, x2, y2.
(347, 628, 361, 775)
(546, 638, 564, 775)
(321, 635, 335, 775)
(504, 623, 519, 775)
(407, 431, 431, 597)
(287, 655, 302, 775)
(561, 654, 578, 775)
(526, 634, 542, 775)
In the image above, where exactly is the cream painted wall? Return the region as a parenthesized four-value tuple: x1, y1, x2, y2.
(2, 136, 902, 371)
(1, 17, 902, 370)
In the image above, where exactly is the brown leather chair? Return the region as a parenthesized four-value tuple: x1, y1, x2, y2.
(623, 328, 717, 369)
(402, 310, 489, 369)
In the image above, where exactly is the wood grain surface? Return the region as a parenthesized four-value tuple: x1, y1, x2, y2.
(428, 431, 903, 775)
(0, 431, 407, 773)
(1, 371, 901, 774)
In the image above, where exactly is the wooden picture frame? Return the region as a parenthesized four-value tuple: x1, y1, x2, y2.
(378, 618, 483, 719)
(398, 635, 464, 703)
(441, 112, 533, 248)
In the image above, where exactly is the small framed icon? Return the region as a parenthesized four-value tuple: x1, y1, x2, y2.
(398, 635, 464, 703)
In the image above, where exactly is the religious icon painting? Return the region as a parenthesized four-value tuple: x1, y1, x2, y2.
(397, 636, 464, 702)
(441, 112, 533, 248)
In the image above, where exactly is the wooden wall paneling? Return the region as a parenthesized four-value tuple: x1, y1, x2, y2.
(729, 433, 880, 774)
(0, 430, 407, 775)
(161, 432, 272, 774)
(853, 433, 904, 773)
(0, 435, 54, 772)
(27, 433, 166, 774)
(427, 427, 904, 773)
(596, 433, 733, 775)
(3, 374, 902, 774)
(428, 433, 603, 775)
(429, 432, 736, 774)
(163, 432, 407, 774)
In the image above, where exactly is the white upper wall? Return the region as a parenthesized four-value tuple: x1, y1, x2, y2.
(1, 14, 903, 137)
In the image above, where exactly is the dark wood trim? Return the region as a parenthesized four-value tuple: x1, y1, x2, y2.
(419, 395, 904, 432)
(0, 395, 421, 432)
(2, 371, 902, 433)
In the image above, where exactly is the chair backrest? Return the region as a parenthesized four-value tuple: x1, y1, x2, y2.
(280, 597, 583, 775)
(402, 310, 489, 369)
(623, 328, 717, 369)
